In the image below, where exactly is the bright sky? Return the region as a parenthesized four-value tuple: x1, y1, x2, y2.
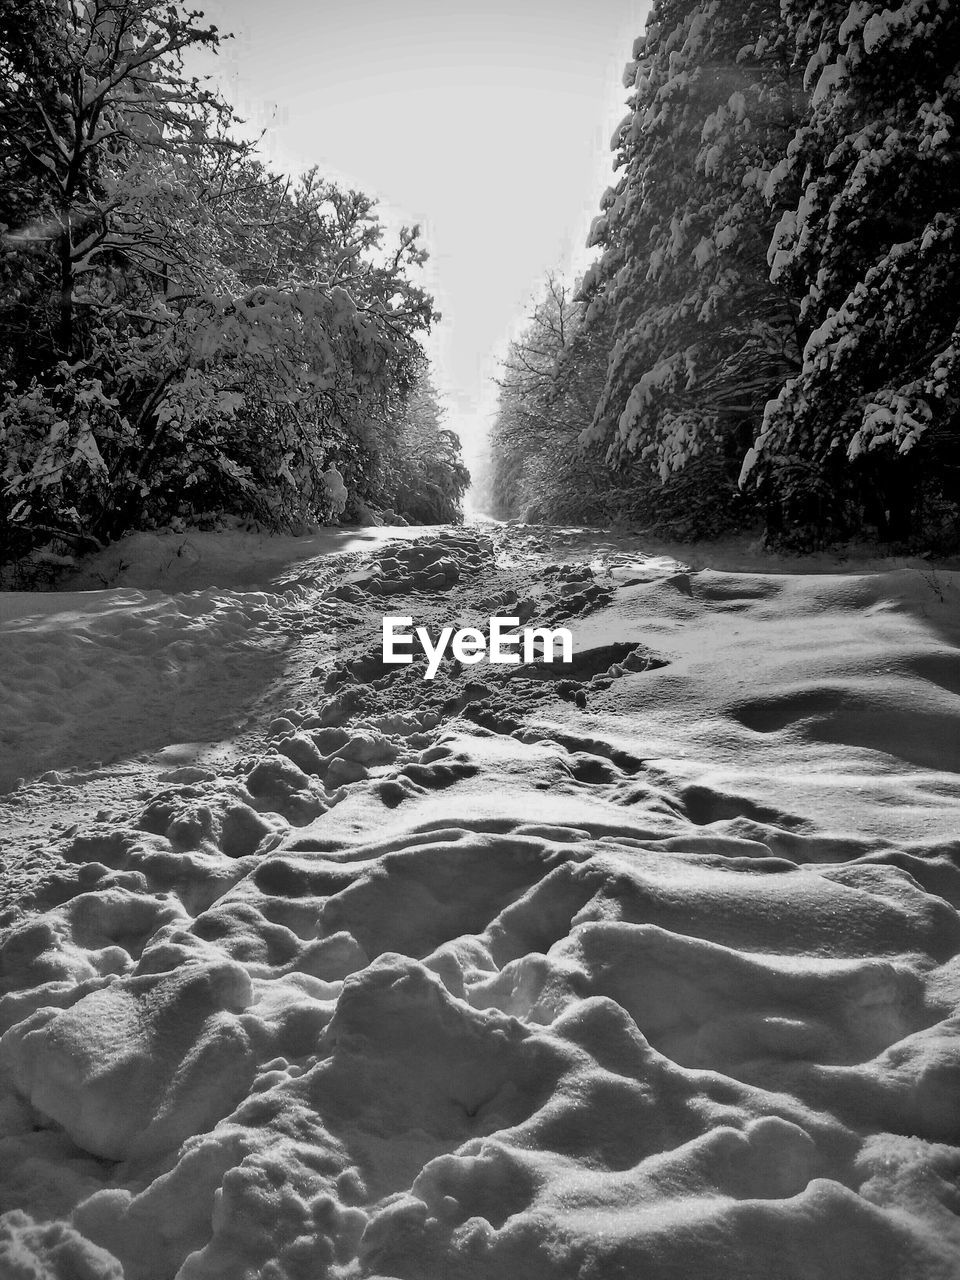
(198, 0, 649, 465)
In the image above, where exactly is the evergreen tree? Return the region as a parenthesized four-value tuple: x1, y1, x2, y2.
(740, 0, 960, 542)
(579, 0, 802, 530)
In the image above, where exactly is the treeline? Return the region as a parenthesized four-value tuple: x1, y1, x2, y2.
(0, 0, 468, 565)
(489, 0, 960, 547)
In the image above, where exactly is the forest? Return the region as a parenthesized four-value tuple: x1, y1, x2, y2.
(2, 0, 959, 564)
(486, 0, 960, 548)
(0, 0, 469, 569)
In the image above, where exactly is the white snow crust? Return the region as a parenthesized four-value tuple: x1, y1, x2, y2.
(1, 524, 959, 1279)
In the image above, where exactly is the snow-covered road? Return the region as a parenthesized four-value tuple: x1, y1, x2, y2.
(1, 524, 959, 1278)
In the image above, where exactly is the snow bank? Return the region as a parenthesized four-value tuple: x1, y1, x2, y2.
(60, 527, 429, 592)
(0, 526, 448, 790)
(0, 585, 319, 791)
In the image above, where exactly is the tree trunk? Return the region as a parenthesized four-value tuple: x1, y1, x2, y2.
(56, 212, 74, 360)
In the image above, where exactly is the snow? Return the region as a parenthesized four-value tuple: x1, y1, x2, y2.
(839, 1, 874, 46)
(1, 524, 960, 1278)
(692, 236, 715, 269)
(812, 60, 847, 109)
(863, 10, 895, 54)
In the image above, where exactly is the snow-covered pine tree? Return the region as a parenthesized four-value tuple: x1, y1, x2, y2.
(580, 0, 803, 530)
(741, 0, 960, 542)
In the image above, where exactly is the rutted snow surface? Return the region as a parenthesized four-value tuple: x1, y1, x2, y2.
(1, 527, 960, 1279)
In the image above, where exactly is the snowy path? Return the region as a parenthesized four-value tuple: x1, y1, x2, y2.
(1, 525, 960, 1278)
